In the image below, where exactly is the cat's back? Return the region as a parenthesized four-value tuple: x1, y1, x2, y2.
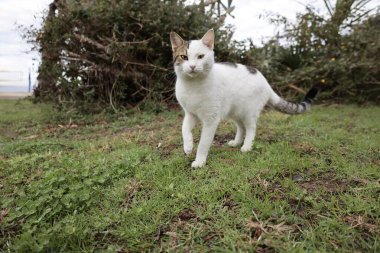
(213, 62, 269, 91)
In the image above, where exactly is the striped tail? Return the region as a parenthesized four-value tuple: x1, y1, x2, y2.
(269, 87, 318, 114)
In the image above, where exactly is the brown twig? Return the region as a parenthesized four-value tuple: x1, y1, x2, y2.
(288, 83, 306, 94)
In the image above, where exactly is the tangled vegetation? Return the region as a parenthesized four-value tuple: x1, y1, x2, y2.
(248, 1, 380, 103)
(28, 0, 237, 112)
(26, 0, 379, 112)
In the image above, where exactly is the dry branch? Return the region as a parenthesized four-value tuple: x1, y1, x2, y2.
(73, 33, 108, 52)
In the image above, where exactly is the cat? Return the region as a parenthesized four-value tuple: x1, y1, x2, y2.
(170, 29, 318, 168)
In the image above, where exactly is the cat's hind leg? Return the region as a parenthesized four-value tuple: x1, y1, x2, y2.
(241, 117, 258, 152)
(228, 120, 245, 147)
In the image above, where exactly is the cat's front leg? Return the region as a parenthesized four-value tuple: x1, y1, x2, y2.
(192, 120, 219, 168)
(182, 112, 197, 155)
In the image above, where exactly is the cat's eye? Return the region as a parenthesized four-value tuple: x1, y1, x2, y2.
(198, 54, 205, 59)
(180, 55, 188, 60)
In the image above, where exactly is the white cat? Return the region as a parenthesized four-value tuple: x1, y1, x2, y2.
(170, 29, 317, 168)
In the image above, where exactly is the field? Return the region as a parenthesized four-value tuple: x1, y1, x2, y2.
(0, 99, 379, 252)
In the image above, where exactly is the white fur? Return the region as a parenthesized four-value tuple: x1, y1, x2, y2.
(174, 33, 283, 168)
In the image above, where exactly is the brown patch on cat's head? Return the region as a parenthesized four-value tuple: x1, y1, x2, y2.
(170, 32, 189, 65)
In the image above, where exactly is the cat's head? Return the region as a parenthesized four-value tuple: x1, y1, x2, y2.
(170, 29, 215, 79)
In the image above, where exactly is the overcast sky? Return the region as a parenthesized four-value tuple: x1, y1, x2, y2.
(0, 0, 51, 91)
(0, 0, 377, 91)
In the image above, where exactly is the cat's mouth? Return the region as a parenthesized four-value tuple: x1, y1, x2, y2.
(186, 70, 199, 77)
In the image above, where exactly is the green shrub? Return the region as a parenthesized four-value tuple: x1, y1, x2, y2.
(27, 0, 379, 111)
(246, 4, 380, 103)
(30, 0, 236, 112)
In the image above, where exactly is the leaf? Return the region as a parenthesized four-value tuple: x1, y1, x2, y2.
(0, 208, 10, 223)
(165, 231, 178, 238)
(267, 221, 295, 233)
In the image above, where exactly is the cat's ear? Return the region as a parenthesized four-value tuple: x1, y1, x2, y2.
(170, 32, 185, 52)
(201, 29, 214, 50)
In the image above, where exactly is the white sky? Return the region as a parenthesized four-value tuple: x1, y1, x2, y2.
(0, 0, 51, 90)
(0, 0, 378, 90)
(227, 0, 328, 42)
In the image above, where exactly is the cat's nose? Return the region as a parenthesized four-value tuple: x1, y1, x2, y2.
(190, 65, 196, 70)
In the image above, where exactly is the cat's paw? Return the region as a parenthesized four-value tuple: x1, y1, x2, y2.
(191, 159, 206, 168)
(240, 145, 252, 152)
(183, 144, 193, 155)
(227, 140, 241, 147)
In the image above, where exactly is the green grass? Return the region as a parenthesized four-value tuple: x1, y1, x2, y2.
(1, 99, 379, 252)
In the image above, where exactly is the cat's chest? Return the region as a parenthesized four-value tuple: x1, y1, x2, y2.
(175, 81, 219, 113)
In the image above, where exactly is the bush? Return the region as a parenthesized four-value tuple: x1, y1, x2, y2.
(245, 3, 380, 103)
(30, 0, 237, 112)
(28, 0, 379, 112)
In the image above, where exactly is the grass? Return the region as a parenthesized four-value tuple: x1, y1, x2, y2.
(0, 99, 379, 252)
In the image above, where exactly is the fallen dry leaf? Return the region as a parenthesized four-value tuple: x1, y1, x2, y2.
(165, 231, 179, 238)
(245, 220, 269, 234)
(24, 134, 39, 140)
(344, 215, 379, 233)
(0, 208, 10, 224)
(267, 221, 295, 233)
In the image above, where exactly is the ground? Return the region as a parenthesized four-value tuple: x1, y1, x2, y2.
(0, 99, 379, 252)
